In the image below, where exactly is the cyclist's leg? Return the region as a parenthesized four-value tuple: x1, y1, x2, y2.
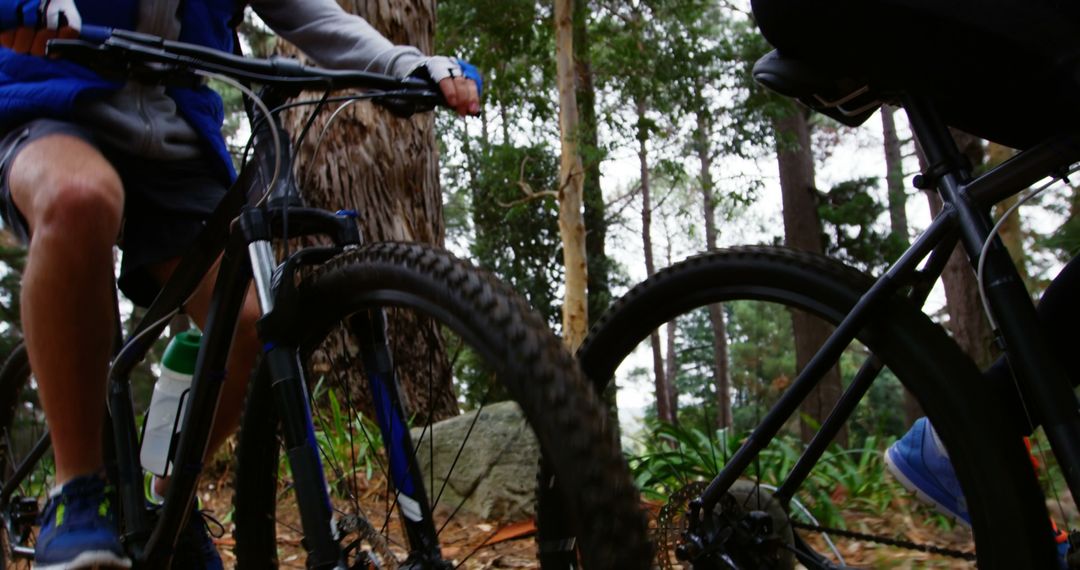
(146, 257, 261, 459)
(2, 121, 130, 568)
(5, 127, 122, 485)
(114, 151, 257, 468)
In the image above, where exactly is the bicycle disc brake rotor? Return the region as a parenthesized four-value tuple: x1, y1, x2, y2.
(666, 480, 795, 570)
(655, 481, 708, 570)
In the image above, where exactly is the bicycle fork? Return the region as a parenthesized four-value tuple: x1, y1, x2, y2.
(349, 309, 449, 569)
(245, 206, 448, 569)
(246, 221, 345, 569)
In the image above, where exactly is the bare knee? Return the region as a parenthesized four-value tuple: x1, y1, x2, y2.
(32, 178, 123, 248)
(9, 135, 123, 248)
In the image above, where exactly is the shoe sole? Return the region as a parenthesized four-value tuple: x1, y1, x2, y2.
(884, 448, 971, 528)
(32, 550, 132, 570)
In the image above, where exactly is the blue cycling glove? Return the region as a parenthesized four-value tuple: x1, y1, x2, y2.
(456, 58, 483, 100)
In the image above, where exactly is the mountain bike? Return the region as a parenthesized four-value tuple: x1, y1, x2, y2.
(574, 8, 1080, 570)
(0, 29, 650, 569)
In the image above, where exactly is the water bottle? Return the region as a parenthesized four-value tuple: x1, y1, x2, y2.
(140, 329, 201, 476)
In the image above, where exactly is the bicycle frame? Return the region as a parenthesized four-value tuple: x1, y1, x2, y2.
(687, 93, 1080, 563)
(0, 86, 448, 568)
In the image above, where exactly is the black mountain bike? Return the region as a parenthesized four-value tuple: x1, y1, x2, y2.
(0, 29, 649, 569)
(576, 4, 1080, 570)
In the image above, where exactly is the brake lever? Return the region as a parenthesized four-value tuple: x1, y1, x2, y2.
(373, 90, 442, 118)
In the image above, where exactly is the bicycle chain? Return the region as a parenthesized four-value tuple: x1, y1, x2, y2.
(790, 520, 976, 561)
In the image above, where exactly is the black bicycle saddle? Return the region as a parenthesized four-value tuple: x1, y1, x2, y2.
(750, 0, 1080, 149)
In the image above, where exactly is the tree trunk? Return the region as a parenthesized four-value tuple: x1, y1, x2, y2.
(880, 105, 923, 424)
(573, 0, 610, 324)
(918, 133, 996, 368)
(697, 110, 732, 429)
(665, 318, 679, 423)
(987, 142, 1031, 289)
(278, 0, 456, 422)
(554, 0, 589, 351)
(773, 106, 847, 446)
(637, 98, 674, 424)
(881, 106, 910, 241)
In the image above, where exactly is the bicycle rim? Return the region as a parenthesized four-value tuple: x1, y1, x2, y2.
(233, 242, 650, 570)
(576, 246, 1056, 570)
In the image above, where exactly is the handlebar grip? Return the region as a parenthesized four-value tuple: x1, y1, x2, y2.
(78, 24, 112, 43)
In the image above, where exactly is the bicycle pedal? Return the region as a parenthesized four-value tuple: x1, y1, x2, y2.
(12, 497, 38, 525)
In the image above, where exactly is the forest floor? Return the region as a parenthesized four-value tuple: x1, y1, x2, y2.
(197, 469, 978, 569)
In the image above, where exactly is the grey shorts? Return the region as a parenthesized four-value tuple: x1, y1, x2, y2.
(0, 119, 229, 307)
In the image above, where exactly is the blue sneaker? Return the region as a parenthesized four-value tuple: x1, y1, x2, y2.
(885, 417, 971, 526)
(171, 506, 224, 570)
(34, 474, 131, 570)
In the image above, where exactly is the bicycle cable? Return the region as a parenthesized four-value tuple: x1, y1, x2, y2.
(195, 70, 283, 208)
(974, 159, 1080, 541)
(106, 308, 180, 415)
(301, 98, 361, 191)
(975, 161, 1080, 330)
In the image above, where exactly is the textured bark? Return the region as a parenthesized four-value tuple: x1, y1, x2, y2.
(880, 105, 922, 424)
(697, 111, 732, 429)
(773, 107, 846, 446)
(573, 0, 610, 323)
(636, 98, 673, 424)
(664, 318, 679, 422)
(918, 133, 996, 369)
(881, 106, 910, 241)
(278, 0, 456, 422)
(555, 0, 589, 351)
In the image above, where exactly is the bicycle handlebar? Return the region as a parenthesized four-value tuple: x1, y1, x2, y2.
(46, 26, 445, 117)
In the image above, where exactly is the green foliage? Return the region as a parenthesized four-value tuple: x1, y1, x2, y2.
(0, 239, 25, 364)
(640, 300, 905, 445)
(308, 377, 385, 488)
(1040, 212, 1080, 260)
(438, 0, 557, 128)
(470, 143, 563, 327)
(818, 177, 906, 273)
(629, 420, 909, 527)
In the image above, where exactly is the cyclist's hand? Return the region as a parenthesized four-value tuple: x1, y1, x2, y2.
(413, 56, 483, 116)
(0, 0, 80, 56)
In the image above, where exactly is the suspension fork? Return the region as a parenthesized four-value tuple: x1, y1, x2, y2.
(349, 309, 446, 565)
(245, 215, 345, 569)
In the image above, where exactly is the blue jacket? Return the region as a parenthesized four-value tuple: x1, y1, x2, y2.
(0, 0, 239, 180)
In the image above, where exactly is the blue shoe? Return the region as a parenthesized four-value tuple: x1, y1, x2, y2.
(34, 474, 131, 570)
(144, 472, 223, 569)
(885, 418, 971, 526)
(171, 506, 224, 570)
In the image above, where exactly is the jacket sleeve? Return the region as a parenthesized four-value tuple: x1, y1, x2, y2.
(250, 0, 428, 78)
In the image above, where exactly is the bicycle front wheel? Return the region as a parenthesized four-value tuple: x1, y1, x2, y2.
(576, 246, 1056, 569)
(233, 242, 650, 569)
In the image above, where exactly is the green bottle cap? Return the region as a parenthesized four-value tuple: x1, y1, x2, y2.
(161, 329, 202, 376)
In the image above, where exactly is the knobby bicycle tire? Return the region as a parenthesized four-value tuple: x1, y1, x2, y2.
(0, 343, 51, 569)
(232, 242, 650, 569)
(575, 246, 1056, 569)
